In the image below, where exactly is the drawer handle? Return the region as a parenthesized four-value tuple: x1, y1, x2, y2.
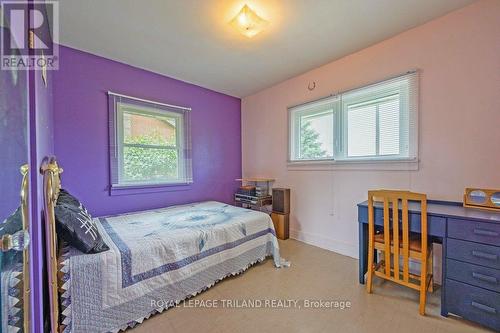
(472, 250, 498, 261)
(474, 228, 499, 237)
(471, 301, 496, 314)
(472, 272, 498, 284)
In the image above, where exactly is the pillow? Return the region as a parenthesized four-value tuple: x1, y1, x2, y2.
(0, 207, 30, 252)
(1, 206, 22, 235)
(57, 189, 81, 207)
(55, 189, 109, 254)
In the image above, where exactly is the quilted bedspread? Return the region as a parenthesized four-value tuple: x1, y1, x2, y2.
(59, 201, 285, 332)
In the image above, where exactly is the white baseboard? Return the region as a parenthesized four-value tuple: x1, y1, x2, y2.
(289, 229, 358, 259)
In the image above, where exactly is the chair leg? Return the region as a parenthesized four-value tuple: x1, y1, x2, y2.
(428, 250, 434, 293)
(366, 248, 374, 293)
(419, 285, 427, 315)
(419, 253, 428, 315)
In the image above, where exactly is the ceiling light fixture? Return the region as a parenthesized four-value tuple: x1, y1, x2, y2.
(230, 4, 268, 38)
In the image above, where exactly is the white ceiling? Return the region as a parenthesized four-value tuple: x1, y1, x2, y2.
(58, 0, 475, 97)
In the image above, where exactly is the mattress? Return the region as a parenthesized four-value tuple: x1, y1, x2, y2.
(58, 201, 286, 333)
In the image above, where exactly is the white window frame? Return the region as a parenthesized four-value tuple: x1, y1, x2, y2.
(337, 79, 412, 161)
(116, 103, 186, 186)
(108, 92, 193, 190)
(288, 71, 418, 170)
(288, 97, 338, 163)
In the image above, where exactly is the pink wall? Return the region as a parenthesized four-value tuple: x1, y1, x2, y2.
(241, 0, 500, 259)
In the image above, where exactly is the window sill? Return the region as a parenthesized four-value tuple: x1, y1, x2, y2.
(109, 182, 192, 196)
(287, 158, 419, 171)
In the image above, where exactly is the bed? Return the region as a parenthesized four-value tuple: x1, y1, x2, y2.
(41, 157, 287, 333)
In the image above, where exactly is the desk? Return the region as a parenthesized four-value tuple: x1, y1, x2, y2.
(358, 200, 500, 330)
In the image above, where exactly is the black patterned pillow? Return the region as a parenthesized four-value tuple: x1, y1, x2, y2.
(0, 206, 22, 235)
(55, 189, 109, 254)
(57, 189, 81, 207)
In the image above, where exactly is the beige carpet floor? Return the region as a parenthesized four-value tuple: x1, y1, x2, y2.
(130, 239, 491, 333)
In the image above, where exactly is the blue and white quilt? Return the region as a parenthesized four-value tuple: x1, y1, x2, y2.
(59, 201, 286, 333)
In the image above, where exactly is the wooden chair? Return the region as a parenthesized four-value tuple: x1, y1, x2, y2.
(366, 190, 433, 315)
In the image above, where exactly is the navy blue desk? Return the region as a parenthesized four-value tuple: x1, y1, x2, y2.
(358, 200, 500, 331)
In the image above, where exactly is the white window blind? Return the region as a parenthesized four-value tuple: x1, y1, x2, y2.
(288, 71, 418, 163)
(108, 93, 192, 188)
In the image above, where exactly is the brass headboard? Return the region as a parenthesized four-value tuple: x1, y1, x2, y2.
(40, 156, 63, 333)
(20, 164, 30, 333)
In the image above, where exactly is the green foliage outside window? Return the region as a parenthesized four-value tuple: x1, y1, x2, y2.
(300, 121, 327, 159)
(123, 132, 178, 182)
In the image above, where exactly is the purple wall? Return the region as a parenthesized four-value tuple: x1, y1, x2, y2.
(53, 46, 242, 217)
(0, 36, 28, 221)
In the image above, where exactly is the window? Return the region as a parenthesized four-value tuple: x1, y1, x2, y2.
(288, 71, 418, 164)
(109, 93, 192, 188)
(289, 98, 337, 161)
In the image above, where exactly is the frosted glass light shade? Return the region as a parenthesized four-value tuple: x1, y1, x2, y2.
(230, 4, 268, 38)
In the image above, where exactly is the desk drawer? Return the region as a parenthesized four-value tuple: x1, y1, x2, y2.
(448, 218, 500, 246)
(447, 259, 500, 293)
(357, 206, 446, 237)
(447, 238, 500, 270)
(446, 279, 500, 331)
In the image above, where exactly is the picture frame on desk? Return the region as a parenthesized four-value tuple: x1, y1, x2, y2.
(463, 188, 500, 212)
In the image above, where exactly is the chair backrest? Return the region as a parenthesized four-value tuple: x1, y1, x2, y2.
(368, 190, 427, 283)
